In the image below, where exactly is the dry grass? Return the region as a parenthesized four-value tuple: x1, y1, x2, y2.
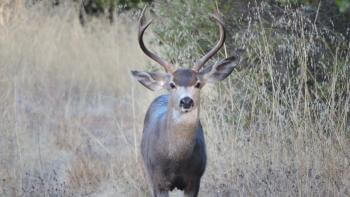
(0, 1, 152, 196)
(0, 1, 349, 197)
(199, 3, 350, 196)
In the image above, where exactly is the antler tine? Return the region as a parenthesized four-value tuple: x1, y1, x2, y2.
(193, 13, 226, 72)
(138, 7, 174, 73)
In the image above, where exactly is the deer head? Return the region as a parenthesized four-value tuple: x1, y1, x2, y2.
(131, 8, 239, 113)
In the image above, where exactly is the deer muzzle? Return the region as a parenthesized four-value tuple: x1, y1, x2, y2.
(180, 96, 194, 112)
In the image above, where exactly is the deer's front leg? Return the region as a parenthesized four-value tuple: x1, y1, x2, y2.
(153, 188, 169, 197)
(184, 179, 200, 197)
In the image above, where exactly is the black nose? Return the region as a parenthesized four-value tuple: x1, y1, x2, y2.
(180, 97, 194, 109)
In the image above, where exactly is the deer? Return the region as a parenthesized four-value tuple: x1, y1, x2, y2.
(131, 8, 240, 197)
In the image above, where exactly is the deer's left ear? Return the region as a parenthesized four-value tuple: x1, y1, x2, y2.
(131, 70, 170, 91)
(199, 56, 239, 83)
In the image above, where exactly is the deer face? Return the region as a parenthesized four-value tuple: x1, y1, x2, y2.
(131, 56, 238, 113)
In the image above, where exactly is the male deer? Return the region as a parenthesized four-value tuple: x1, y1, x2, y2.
(131, 9, 240, 197)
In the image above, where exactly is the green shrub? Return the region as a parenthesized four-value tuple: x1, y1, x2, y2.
(336, 0, 350, 12)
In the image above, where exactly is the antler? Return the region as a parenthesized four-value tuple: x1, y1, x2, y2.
(193, 13, 226, 72)
(138, 7, 174, 73)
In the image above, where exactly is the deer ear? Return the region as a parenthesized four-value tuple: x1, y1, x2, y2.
(131, 70, 170, 91)
(199, 56, 239, 83)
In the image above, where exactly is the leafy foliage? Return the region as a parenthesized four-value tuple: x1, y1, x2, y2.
(336, 0, 350, 12)
(152, 0, 349, 97)
(151, 0, 219, 67)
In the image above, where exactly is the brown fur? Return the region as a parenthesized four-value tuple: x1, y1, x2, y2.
(173, 69, 198, 86)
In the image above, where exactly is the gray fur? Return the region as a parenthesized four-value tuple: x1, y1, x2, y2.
(141, 95, 206, 197)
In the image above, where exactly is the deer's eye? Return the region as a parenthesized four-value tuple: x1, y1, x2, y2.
(195, 82, 201, 89)
(170, 82, 176, 89)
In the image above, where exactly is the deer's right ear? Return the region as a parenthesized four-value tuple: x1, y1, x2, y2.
(131, 70, 170, 91)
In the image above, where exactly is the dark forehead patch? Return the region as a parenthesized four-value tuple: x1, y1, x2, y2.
(173, 69, 198, 86)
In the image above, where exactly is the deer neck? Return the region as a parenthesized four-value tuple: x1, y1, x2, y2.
(166, 102, 200, 160)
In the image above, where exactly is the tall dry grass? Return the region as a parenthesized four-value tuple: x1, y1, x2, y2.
(0, 1, 153, 196)
(0, 1, 349, 197)
(198, 3, 350, 197)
